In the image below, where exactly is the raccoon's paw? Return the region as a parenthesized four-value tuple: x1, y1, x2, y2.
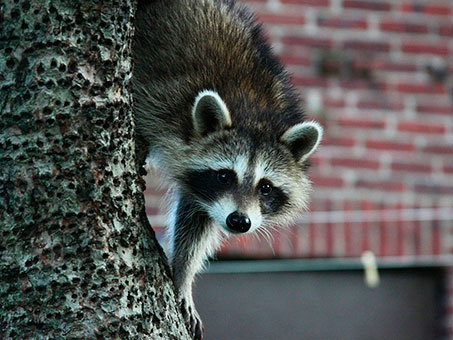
(181, 298, 204, 340)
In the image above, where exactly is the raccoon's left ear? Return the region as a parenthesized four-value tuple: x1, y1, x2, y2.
(192, 90, 232, 136)
(280, 121, 323, 164)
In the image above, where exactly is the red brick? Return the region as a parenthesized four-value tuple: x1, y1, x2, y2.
(279, 54, 311, 67)
(391, 161, 432, 173)
(322, 136, 356, 147)
(415, 184, 453, 195)
(317, 16, 368, 30)
(309, 154, 328, 166)
(443, 164, 453, 174)
(380, 19, 429, 34)
(432, 221, 440, 255)
(397, 82, 446, 94)
(144, 186, 166, 195)
(331, 157, 380, 170)
(257, 13, 306, 25)
(401, 2, 451, 16)
(343, 40, 391, 52)
(366, 139, 414, 152)
(282, 35, 333, 49)
(350, 58, 373, 73)
(397, 121, 446, 134)
(337, 118, 386, 129)
(360, 200, 377, 210)
(145, 206, 160, 216)
(342, 201, 353, 256)
(343, 0, 391, 11)
(355, 180, 406, 191)
(402, 41, 449, 56)
(311, 175, 345, 187)
(281, 0, 330, 6)
(339, 79, 387, 91)
(423, 145, 453, 154)
(325, 223, 334, 257)
(395, 203, 405, 257)
(323, 97, 346, 108)
(417, 103, 453, 115)
(425, 4, 451, 16)
(292, 75, 328, 87)
(439, 25, 453, 37)
(152, 226, 166, 237)
(357, 98, 404, 111)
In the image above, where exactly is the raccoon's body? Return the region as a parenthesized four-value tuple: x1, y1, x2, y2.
(133, 1, 322, 338)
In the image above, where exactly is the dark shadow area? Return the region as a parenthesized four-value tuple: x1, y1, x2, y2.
(195, 265, 444, 340)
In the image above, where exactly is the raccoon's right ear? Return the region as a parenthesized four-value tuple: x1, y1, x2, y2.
(192, 90, 232, 136)
(280, 121, 323, 164)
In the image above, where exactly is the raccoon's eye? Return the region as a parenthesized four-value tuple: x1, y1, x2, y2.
(217, 170, 232, 185)
(259, 181, 273, 196)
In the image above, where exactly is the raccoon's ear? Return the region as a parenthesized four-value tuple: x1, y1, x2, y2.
(192, 90, 232, 136)
(280, 121, 323, 164)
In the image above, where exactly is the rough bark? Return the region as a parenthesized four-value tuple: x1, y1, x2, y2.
(0, 1, 190, 339)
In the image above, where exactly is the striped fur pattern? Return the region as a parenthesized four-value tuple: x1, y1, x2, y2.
(133, 1, 322, 338)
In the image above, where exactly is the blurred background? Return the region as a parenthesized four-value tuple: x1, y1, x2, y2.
(144, 0, 453, 338)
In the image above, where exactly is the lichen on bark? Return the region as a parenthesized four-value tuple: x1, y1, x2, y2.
(0, 1, 190, 338)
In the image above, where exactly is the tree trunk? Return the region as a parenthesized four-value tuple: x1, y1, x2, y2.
(0, 1, 190, 338)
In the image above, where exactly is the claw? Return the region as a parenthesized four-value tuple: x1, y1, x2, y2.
(180, 298, 204, 339)
(194, 319, 204, 340)
(181, 299, 189, 323)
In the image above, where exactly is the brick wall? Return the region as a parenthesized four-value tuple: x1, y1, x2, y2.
(145, 0, 453, 257)
(143, 0, 453, 337)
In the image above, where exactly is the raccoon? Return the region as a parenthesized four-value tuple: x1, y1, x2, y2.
(133, 0, 322, 338)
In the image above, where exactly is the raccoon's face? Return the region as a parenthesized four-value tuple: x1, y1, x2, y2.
(181, 90, 322, 234)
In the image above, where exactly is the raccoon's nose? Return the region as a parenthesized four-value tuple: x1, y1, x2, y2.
(226, 211, 251, 233)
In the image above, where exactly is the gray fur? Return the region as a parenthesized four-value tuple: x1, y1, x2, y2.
(133, 1, 322, 338)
